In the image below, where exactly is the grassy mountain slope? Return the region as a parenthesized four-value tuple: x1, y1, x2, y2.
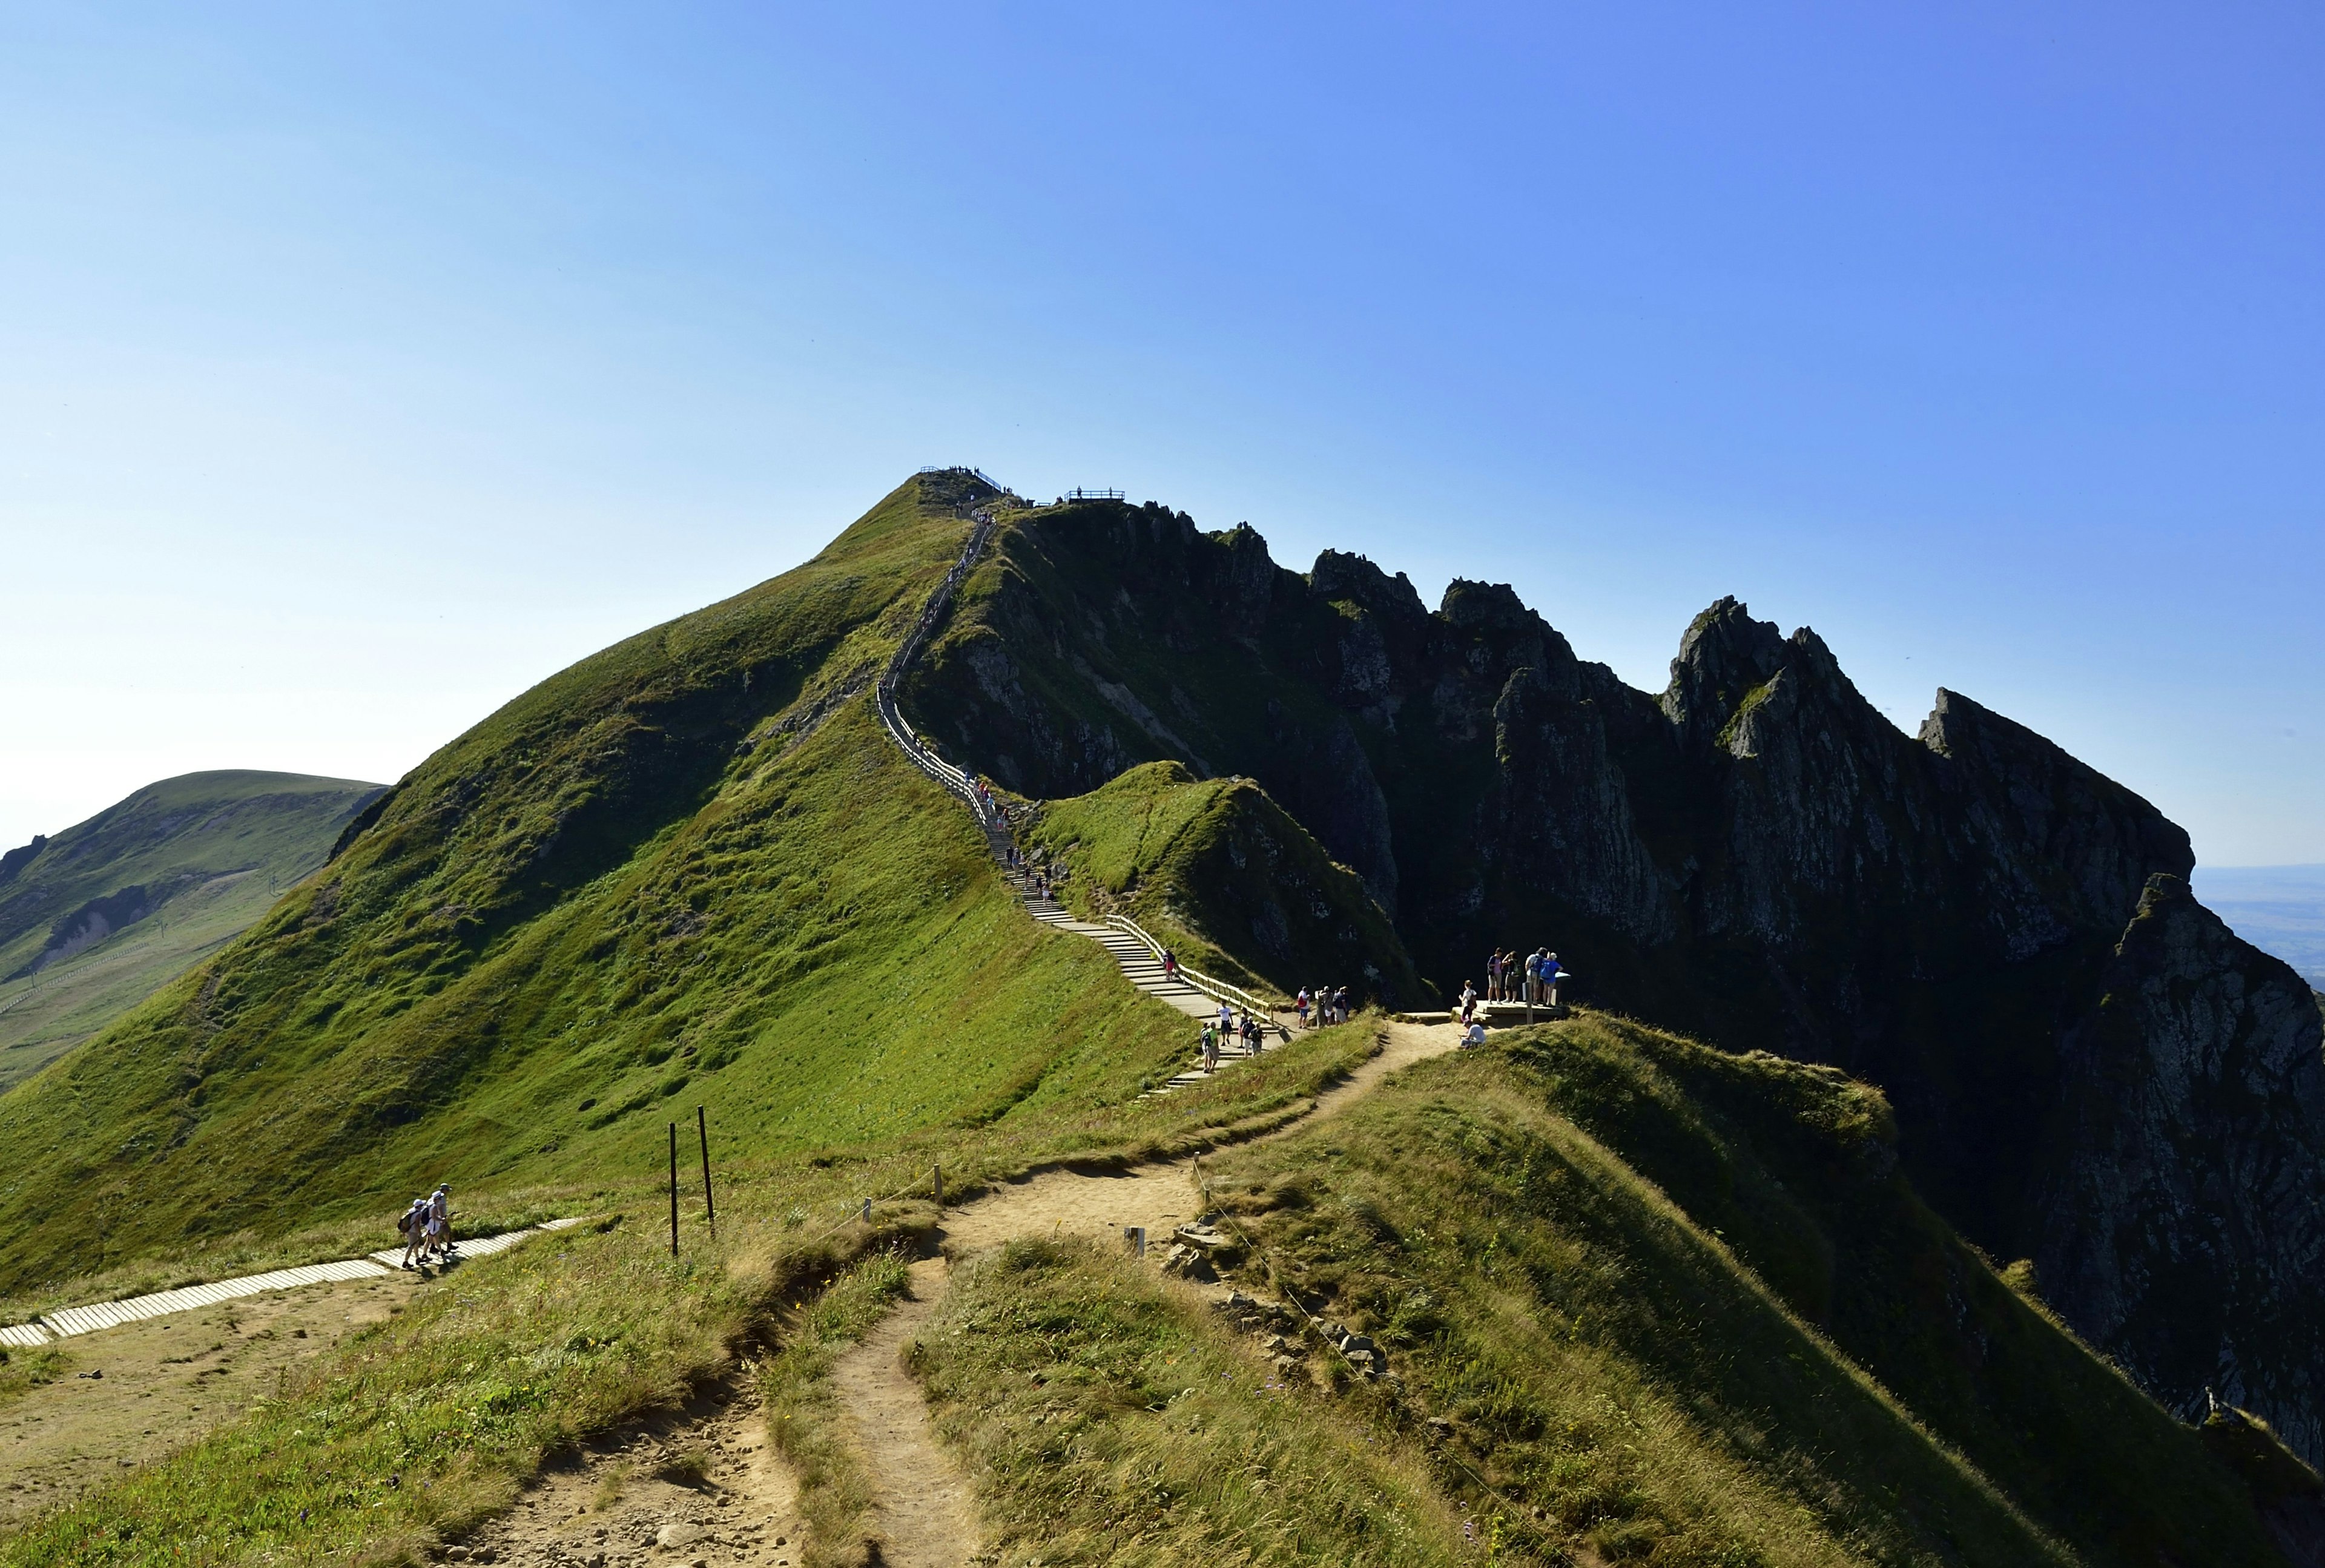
(0, 772, 384, 1092)
(919, 1236, 1474, 1567)
(0, 474, 1210, 1296)
(1026, 760, 1431, 1005)
(1199, 1018, 2278, 1567)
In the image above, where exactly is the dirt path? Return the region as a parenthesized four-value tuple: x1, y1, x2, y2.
(816, 1020, 1462, 1566)
(942, 1020, 1460, 1254)
(826, 1257, 977, 1568)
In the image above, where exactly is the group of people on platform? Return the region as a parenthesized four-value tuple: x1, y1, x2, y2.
(1478, 947, 1565, 1008)
(1457, 947, 1567, 1036)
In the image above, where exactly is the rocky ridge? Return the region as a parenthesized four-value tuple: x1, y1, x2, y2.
(909, 493, 2325, 1460)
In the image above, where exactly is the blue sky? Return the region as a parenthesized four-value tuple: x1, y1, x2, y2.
(2, 3, 2319, 863)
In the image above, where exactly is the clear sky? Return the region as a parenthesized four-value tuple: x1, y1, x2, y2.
(2, 4, 2319, 864)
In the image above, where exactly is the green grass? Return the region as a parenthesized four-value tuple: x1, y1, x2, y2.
(914, 1236, 1472, 1567)
(0, 1344, 68, 1412)
(1198, 1016, 2277, 1567)
(1027, 761, 1430, 1008)
(0, 772, 383, 1092)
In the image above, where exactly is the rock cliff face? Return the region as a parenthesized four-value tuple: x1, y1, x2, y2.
(2033, 876, 2325, 1457)
(911, 496, 2325, 1460)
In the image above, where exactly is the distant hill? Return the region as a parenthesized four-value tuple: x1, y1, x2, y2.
(0, 771, 386, 1092)
(2195, 863, 2325, 987)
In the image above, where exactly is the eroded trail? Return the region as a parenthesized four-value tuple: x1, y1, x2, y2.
(822, 1020, 1462, 1564)
(942, 1019, 1457, 1254)
(827, 1257, 977, 1568)
(464, 1021, 1458, 1568)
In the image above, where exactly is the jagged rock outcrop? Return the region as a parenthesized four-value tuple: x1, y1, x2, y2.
(2033, 876, 2325, 1457)
(912, 496, 2325, 1460)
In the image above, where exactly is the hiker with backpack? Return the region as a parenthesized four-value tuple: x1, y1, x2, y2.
(397, 1196, 430, 1270)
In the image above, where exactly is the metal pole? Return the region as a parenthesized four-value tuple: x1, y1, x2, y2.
(668, 1123, 680, 1258)
(698, 1106, 714, 1239)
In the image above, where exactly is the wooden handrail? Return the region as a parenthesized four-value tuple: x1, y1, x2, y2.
(1103, 914, 1286, 1016)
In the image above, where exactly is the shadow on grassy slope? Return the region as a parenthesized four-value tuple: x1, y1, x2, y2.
(1201, 1016, 2279, 1568)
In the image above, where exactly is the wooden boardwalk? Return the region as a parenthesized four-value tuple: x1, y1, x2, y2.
(0, 1217, 589, 1347)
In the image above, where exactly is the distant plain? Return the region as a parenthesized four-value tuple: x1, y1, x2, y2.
(2194, 865, 2325, 987)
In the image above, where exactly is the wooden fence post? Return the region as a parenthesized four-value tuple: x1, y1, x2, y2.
(698, 1107, 715, 1239)
(668, 1123, 680, 1258)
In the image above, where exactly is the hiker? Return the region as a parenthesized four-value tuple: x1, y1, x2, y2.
(1218, 1000, 1234, 1038)
(427, 1184, 454, 1260)
(1459, 980, 1477, 1016)
(1334, 986, 1350, 1024)
(1201, 1021, 1220, 1073)
(1295, 988, 1310, 1027)
(1523, 949, 1542, 1006)
(1485, 952, 1502, 1002)
(1543, 952, 1563, 1007)
(1464, 1018, 1488, 1049)
(1241, 1010, 1259, 1054)
(397, 1196, 430, 1269)
(1162, 949, 1178, 980)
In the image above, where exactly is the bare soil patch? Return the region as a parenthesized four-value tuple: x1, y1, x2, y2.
(0, 1271, 417, 1527)
(453, 1377, 803, 1568)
